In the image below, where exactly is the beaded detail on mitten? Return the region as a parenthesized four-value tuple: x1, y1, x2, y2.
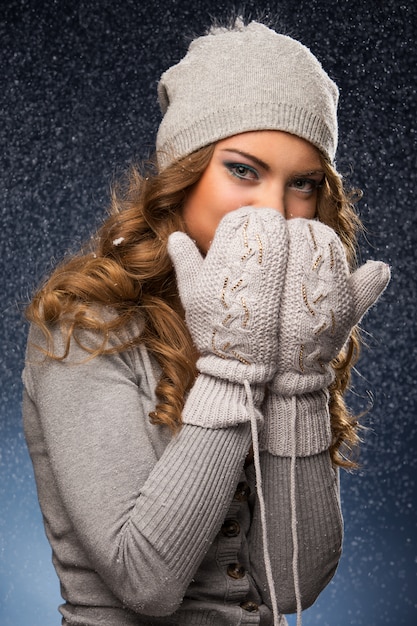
(271, 218, 391, 397)
(168, 206, 289, 385)
(261, 218, 390, 457)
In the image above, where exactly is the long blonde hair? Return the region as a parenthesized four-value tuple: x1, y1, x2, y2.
(26, 143, 362, 467)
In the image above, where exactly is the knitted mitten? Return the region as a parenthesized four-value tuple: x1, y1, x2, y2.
(260, 218, 391, 455)
(168, 206, 289, 428)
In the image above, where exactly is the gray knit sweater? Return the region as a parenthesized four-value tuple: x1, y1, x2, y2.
(22, 320, 343, 625)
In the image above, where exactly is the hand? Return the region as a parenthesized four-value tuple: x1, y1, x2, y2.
(168, 206, 289, 385)
(260, 218, 390, 457)
(271, 218, 391, 396)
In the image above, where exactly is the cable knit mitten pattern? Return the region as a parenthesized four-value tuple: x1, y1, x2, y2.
(168, 206, 289, 385)
(261, 218, 391, 456)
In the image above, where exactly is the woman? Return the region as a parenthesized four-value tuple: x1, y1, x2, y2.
(23, 19, 390, 626)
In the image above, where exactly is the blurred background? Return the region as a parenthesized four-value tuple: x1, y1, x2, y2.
(0, 0, 415, 624)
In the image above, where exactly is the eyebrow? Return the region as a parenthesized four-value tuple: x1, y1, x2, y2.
(220, 148, 271, 171)
(219, 148, 324, 177)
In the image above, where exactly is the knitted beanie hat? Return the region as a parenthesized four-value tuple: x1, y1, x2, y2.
(156, 19, 339, 169)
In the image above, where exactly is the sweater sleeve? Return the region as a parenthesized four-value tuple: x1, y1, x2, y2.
(247, 450, 343, 613)
(22, 323, 252, 616)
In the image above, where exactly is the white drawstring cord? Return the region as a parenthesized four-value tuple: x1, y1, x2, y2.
(143, 342, 300, 623)
(245, 382, 303, 626)
(290, 395, 302, 625)
(244, 380, 284, 626)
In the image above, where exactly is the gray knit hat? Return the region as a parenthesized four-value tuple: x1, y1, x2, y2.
(156, 19, 339, 169)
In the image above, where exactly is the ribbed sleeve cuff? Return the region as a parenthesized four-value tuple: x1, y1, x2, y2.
(183, 373, 264, 429)
(259, 390, 332, 457)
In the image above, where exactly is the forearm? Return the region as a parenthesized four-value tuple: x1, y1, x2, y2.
(248, 450, 343, 613)
(23, 324, 253, 616)
(117, 422, 252, 614)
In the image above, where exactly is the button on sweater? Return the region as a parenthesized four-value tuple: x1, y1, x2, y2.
(22, 320, 343, 625)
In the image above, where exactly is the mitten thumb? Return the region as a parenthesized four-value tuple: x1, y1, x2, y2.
(349, 260, 391, 325)
(167, 231, 204, 304)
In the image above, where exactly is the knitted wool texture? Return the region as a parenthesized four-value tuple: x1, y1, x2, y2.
(156, 20, 339, 169)
(272, 218, 391, 396)
(261, 218, 391, 457)
(168, 207, 289, 387)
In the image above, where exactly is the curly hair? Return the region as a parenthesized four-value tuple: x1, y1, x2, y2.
(26, 142, 363, 467)
(316, 158, 363, 467)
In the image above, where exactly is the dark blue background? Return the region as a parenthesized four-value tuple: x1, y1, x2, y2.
(1, 1, 415, 624)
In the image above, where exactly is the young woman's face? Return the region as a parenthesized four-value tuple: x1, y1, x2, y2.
(182, 130, 324, 254)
